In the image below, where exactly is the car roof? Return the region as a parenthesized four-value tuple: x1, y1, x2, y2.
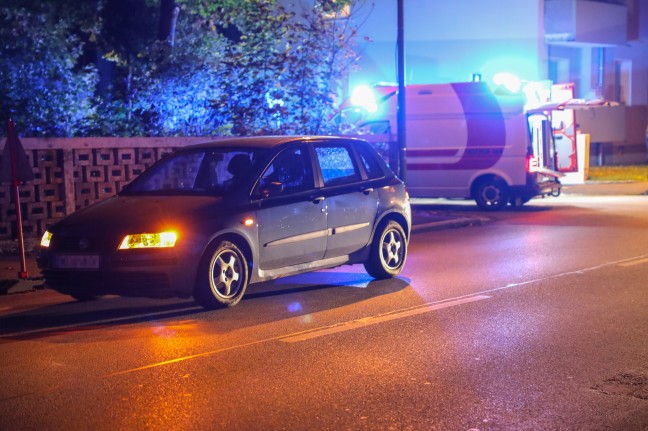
(184, 135, 363, 150)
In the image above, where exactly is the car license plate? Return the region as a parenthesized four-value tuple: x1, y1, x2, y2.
(53, 254, 100, 269)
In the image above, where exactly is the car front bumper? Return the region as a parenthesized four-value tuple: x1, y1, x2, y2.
(37, 248, 199, 299)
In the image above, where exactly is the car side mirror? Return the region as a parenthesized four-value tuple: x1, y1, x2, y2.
(260, 181, 283, 199)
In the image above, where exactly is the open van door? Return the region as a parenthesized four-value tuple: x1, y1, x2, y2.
(526, 107, 563, 199)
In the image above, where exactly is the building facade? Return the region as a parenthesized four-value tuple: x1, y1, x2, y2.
(347, 0, 648, 165)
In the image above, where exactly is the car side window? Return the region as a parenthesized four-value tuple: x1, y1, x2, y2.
(314, 144, 361, 187)
(257, 147, 313, 196)
(356, 143, 385, 179)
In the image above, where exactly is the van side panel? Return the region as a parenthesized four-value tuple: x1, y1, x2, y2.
(404, 82, 528, 199)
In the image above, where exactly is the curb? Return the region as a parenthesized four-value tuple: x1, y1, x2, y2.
(0, 278, 45, 295)
(411, 216, 490, 233)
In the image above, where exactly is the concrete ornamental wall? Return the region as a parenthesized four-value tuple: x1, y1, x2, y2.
(0, 137, 210, 240)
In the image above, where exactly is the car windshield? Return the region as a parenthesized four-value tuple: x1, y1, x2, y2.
(122, 148, 266, 196)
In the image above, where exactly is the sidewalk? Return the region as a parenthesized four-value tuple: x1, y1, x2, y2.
(0, 254, 43, 295)
(561, 181, 648, 196)
(1, 180, 646, 295)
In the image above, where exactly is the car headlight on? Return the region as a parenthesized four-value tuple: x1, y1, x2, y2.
(118, 231, 178, 250)
(40, 231, 53, 248)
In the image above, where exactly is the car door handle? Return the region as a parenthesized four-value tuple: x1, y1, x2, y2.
(312, 196, 325, 204)
(361, 187, 374, 195)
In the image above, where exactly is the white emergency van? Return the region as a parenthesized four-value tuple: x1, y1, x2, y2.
(335, 81, 562, 210)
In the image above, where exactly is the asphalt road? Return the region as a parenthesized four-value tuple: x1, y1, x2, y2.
(1, 193, 647, 430)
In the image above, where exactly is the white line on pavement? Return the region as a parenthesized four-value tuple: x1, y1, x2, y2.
(618, 257, 648, 267)
(279, 295, 491, 343)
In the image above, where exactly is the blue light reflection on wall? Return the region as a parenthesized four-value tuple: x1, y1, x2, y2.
(351, 39, 542, 89)
(349, 0, 543, 89)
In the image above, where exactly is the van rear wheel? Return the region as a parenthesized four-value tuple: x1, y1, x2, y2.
(474, 178, 509, 211)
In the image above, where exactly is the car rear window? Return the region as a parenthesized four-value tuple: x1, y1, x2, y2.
(356, 143, 385, 179)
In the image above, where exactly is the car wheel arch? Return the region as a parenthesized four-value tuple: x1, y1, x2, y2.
(471, 173, 508, 192)
(371, 211, 410, 243)
(197, 232, 254, 284)
(363, 218, 408, 279)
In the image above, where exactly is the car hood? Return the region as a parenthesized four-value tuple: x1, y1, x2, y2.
(51, 195, 224, 235)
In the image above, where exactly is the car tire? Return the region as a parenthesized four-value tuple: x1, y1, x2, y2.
(474, 178, 509, 211)
(194, 240, 249, 309)
(363, 220, 407, 279)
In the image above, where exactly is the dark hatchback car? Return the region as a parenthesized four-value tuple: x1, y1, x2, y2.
(38, 136, 411, 309)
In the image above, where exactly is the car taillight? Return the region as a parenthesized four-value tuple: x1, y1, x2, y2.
(526, 155, 539, 173)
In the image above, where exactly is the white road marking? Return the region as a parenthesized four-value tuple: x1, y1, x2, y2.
(105, 294, 491, 377)
(279, 295, 491, 343)
(618, 257, 648, 267)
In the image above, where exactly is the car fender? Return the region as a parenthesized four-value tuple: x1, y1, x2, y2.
(191, 224, 258, 284)
(369, 208, 411, 244)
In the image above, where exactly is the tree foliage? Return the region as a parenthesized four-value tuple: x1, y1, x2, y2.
(0, 0, 361, 137)
(0, 0, 98, 136)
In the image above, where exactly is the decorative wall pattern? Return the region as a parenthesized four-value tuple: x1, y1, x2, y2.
(0, 137, 208, 240)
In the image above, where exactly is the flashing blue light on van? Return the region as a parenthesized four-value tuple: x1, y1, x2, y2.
(493, 72, 522, 93)
(350, 85, 378, 113)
